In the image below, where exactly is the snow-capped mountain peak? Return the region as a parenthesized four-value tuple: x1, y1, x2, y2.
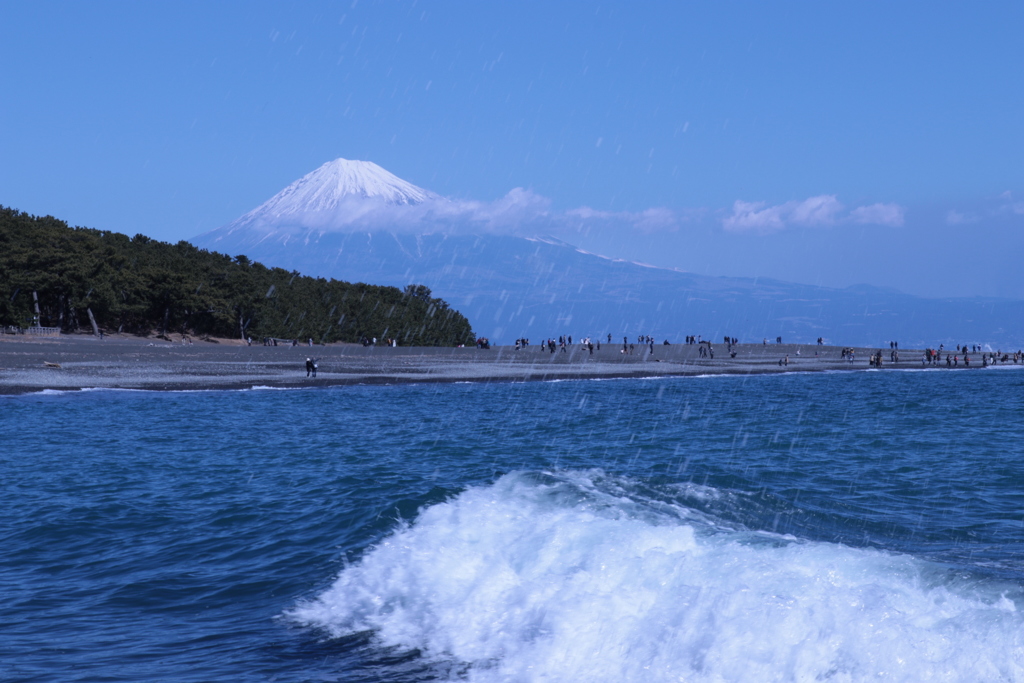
(292, 158, 439, 206)
(228, 158, 441, 230)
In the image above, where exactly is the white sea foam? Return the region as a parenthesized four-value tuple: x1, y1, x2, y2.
(21, 387, 150, 396)
(290, 471, 1024, 682)
(78, 387, 150, 393)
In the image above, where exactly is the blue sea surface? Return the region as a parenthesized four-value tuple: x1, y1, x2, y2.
(3, 369, 1024, 682)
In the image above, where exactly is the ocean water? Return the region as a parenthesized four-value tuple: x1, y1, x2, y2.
(3, 369, 1024, 682)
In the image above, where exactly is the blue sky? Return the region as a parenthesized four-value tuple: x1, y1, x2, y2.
(3, 1, 1024, 298)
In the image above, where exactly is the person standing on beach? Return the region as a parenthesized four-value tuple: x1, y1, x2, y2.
(305, 358, 313, 377)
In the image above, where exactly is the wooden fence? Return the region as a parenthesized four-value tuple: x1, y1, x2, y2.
(25, 326, 62, 337)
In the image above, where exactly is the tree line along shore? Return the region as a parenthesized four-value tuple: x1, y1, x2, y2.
(0, 207, 475, 347)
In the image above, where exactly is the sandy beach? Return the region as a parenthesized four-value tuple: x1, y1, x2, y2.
(0, 334, 961, 395)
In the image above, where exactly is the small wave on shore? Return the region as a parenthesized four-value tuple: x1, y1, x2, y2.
(289, 470, 1024, 682)
(12, 386, 153, 396)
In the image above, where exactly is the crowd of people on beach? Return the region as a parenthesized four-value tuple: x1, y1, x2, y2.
(919, 345, 1023, 368)
(359, 336, 398, 347)
(523, 335, 600, 354)
(511, 334, 681, 355)
(282, 330, 1024, 378)
(507, 333, 1024, 370)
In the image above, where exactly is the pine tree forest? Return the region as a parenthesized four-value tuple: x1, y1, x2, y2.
(0, 207, 475, 346)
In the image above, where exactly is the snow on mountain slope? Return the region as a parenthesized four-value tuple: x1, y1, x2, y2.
(221, 158, 440, 234)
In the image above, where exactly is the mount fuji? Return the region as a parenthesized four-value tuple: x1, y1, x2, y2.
(192, 159, 1024, 347)
(213, 159, 442, 239)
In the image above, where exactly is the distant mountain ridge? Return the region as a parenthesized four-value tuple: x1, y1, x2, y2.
(193, 160, 1024, 347)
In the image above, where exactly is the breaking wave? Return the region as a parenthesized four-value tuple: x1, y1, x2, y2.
(289, 470, 1024, 682)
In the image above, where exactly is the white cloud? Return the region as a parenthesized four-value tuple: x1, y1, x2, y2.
(721, 200, 788, 234)
(947, 193, 1024, 223)
(999, 196, 1024, 215)
(633, 207, 679, 232)
(790, 195, 844, 225)
(850, 203, 904, 227)
(723, 196, 904, 233)
(722, 195, 843, 234)
(987, 191, 1019, 215)
(242, 187, 693, 238)
(470, 187, 552, 225)
(945, 209, 979, 226)
(245, 187, 556, 236)
(565, 206, 609, 221)
(566, 205, 688, 233)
